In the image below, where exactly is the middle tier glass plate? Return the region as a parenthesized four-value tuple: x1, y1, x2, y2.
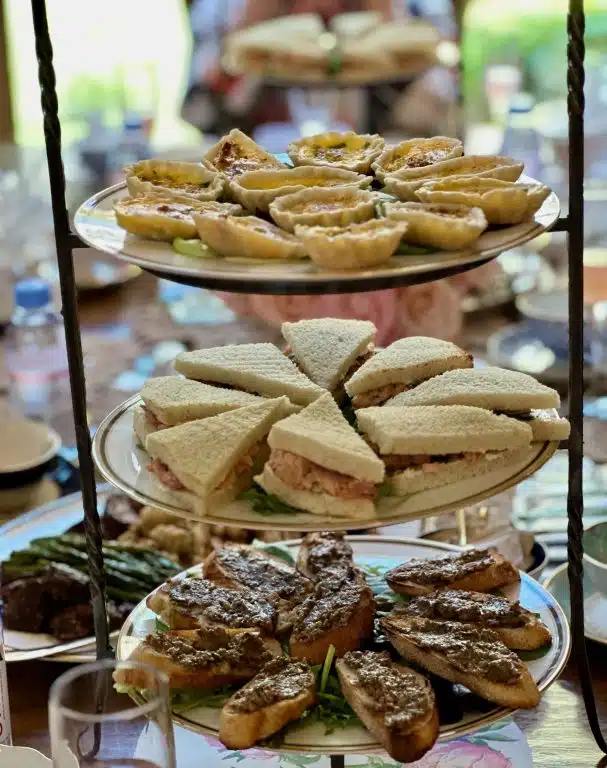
(92, 394, 559, 531)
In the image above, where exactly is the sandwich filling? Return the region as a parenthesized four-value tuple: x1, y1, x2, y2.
(148, 441, 263, 493)
(143, 406, 170, 431)
(268, 449, 375, 500)
(373, 445, 504, 478)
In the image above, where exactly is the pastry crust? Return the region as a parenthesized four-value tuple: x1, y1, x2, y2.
(287, 131, 385, 173)
(295, 219, 407, 270)
(382, 155, 524, 201)
(114, 197, 242, 242)
(416, 177, 551, 226)
(372, 137, 463, 182)
(194, 213, 307, 260)
(125, 160, 225, 203)
(204, 128, 286, 178)
(230, 166, 373, 213)
(382, 201, 488, 251)
(269, 187, 378, 232)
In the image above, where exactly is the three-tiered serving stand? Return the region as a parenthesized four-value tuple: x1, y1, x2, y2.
(29, 0, 605, 759)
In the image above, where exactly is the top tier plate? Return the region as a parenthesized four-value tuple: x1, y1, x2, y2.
(73, 177, 560, 295)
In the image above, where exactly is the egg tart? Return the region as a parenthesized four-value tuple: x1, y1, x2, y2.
(194, 214, 306, 260)
(416, 177, 551, 226)
(287, 131, 385, 174)
(269, 186, 378, 232)
(125, 160, 225, 203)
(382, 155, 524, 201)
(203, 128, 286, 179)
(383, 201, 488, 251)
(372, 137, 463, 182)
(114, 197, 242, 242)
(295, 219, 407, 270)
(230, 166, 373, 213)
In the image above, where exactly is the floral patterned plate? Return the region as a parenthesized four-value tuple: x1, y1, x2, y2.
(116, 536, 570, 755)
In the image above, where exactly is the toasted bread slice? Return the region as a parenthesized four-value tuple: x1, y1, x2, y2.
(219, 656, 315, 749)
(289, 566, 375, 664)
(336, 651, 439, 763)
(117, 628, 281, 689)
(203, 545, 312, 634)
(386, 548, 520, 596)
(146, 577, 277, 635)
(395, 590, 552, 651)
(296, 531, 354, 580)
(382, 615, 540, 709)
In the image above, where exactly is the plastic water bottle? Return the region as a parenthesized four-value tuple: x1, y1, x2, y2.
(5, 278, 69, 422)
(500, 93, 542, 180)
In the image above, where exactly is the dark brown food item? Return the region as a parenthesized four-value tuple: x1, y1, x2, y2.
(49, 600, 130, 642)
(387, 549, 497, 588)
(297, 531, 353, 578)
(229, 656, 314, 713)
(269, 449, 375, 500)
(403, 590, 528, 629)
(148, 458, 185, 491)
(342, 651, 434, 731)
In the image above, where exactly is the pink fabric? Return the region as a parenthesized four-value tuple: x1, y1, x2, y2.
(412, 740, 512, 767)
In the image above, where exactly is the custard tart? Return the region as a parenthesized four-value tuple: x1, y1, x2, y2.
(382, 155, 524, 201)
(114, 197, 242, 242)
(269, 187, 378, 232)
(203, 128, 286, 179)
(416, 177, 551, 226)
(287, 131, 385, 174)
(295, 219, 407, 270)
(194, 214, 306, 260)
(230, 166, 373, 213)
(382, 201, 488, 251)
(372, 137, 464, 182)
(125, 160, 225, 203)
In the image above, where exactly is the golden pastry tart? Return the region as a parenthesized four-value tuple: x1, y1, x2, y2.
(416, 177, 551, 226)
(125, 160, 224, 203)
(269, 186, 378, 232)
(114, 197, 242, 242)
(382, 201, 488, 251)
(203, 128, 286, 179)
(382, 155, 524, 201)
(194, 213, 306, 260)
(295, 219, 407, 270)
(229, 166, 373, 213)
(287, 131, 385, 173)
(372, 137, 464, 182)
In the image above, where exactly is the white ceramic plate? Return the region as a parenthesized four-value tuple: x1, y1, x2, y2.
(116, 535, 570, 753)
(92, 393, 559, 532)
(0, 486, 118, 663)
(73, 177, 560, 294)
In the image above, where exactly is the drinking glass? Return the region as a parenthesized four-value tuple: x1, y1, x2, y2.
(49, 660, 175, 768)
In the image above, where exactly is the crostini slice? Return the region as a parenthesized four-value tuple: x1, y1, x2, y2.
(336, 650, 439, 764)
(397, 590, 552, 651)
(386, 548, 520, 596)
(381, 615, 541, 709)
(289, 566, 376, 664)
(219, 656, 315, 749)
(296, 530, 354, 580)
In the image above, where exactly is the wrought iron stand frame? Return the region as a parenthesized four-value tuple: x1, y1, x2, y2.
(29, 0, 603, 757)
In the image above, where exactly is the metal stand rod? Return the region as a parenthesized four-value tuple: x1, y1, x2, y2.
(31, 0, 111, 661)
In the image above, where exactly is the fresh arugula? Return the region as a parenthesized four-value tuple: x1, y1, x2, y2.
(155, 617, 170, 633)
(251, 538, 296, 566)
(171, 686, 235, 713)
(517, 643, 552, 662)
(240, 486, 304, 516)
(311, 645, 359, 734)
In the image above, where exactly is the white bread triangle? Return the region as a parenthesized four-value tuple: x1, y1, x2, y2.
(345, 337, 473, 396)
(141, 376, 268, 425)
(133, 405, 156, 446)
(527, 409, 570, 441)
(174, 343, 325, 406)
(255, 464, 376, 519)
(282, 318, 376, 391)
(145, 397, 291, 503)
(356, 405, 533, 455)
(387, 366, 560, 409)
(268, 393, 385, 483)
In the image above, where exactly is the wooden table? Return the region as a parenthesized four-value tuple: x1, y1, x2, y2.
(6, 271, 607, 766)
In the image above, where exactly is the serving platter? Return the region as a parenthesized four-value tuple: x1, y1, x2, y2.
(116, 535, 570, 754)
(73, 176, 560, 295)
(92, 393, 560, 532)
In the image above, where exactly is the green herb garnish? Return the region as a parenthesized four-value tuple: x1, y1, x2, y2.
(251, 538, 296, 566)
(172, 238, 216, 260)
(517, 643, 552, 662)
(240, 486, 304, 516)
(171, 686, 235, 713)
(155, 618, 171, 633)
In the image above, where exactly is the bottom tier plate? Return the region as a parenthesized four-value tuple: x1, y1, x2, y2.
(116, 536, 570, 754)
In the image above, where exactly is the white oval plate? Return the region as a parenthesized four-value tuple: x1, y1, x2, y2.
(116, 535, 570, 753)
(73, 177, 560, 294)
(92, 393, 559, 532)
(0, 486, 117, 663)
